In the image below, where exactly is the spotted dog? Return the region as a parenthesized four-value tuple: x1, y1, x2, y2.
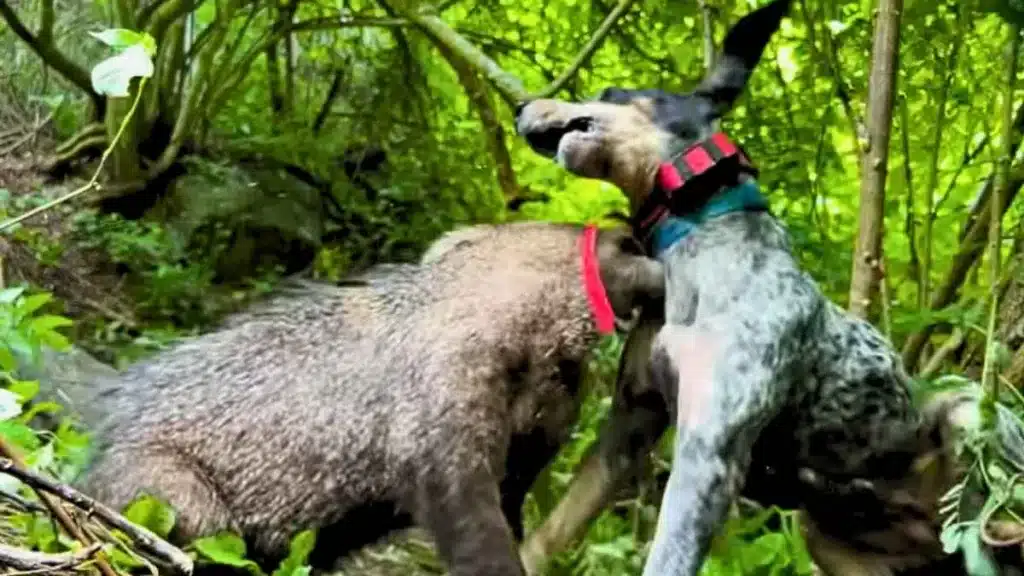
(514, 1, 963, 574)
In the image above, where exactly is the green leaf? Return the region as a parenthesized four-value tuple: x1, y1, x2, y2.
(8, 380, 39, 403)
(941, 523, 967, 554)
(90, 44, 154, 97)
(192, 532, 265, 576)
(0, 347, 17, 373)
(89, 29, 157, 56)
(122, 494, 177, 539)
(960, 525, 1000, 576)
(0, 420, 41, 452)
(16, 293, 51, 318)
(30, 315, 72, 332)
(0, 389, 24, 421)
(0, 286, 26, 305)
(740, 532, 787, 569)
(25, 442, 54, 472)
(271, 530, 316, 576)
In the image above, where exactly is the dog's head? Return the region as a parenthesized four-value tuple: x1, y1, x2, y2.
(515, 0, 791, 210)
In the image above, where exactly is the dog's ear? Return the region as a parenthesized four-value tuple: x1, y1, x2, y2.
(695, 0, 791, 118)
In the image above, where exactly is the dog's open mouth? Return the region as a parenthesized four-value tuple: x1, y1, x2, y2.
(524, 117, 594, 157)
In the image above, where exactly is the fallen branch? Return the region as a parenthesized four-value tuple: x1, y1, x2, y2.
(0, 486, 47, 513)
(0, 440, 119, 576)
(0, 457, 193, 575)
(0, 541, 103, 572)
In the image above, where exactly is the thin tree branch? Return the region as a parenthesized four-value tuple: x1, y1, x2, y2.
(902, 162, 1024, 368)
(919, 9, 964, 316)
(798, 0, 861, 150)
(0, 440, 119, 576)
(532, 0, 637, 99)
(403, 12, 527, 105)
(848, 0, 904, 318)
(697, 0, 715, 71)
(0, 456, 193, 574)
(434, 41, 521, 201)
(981, 22, 1020, 422)
(898, 94, 920, 291)
(0, 542, 103, 572)
(313, 69, 345, 136)
(0, 0, 103, 117)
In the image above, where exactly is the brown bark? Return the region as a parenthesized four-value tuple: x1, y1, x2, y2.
(848, 0, 904, 319)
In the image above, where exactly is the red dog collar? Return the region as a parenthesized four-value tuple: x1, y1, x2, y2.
(632, 132, 759, 245)
(579, 225, 616, 335)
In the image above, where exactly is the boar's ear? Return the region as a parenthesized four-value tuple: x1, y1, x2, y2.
(694, 0, 791, 118)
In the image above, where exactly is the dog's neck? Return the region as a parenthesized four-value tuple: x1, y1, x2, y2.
(650, 179, 769, 258)
(630, 131, 769, 258)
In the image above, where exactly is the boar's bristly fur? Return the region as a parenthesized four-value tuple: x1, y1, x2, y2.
(64, 221, 664, 576)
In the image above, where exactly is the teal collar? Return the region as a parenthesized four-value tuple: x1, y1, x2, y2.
(651, 180, 769, 258)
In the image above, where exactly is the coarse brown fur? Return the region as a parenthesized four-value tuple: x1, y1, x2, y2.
(54, 221, 665, 576)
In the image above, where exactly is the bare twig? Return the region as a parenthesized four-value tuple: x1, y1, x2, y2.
(0, 457, 193, 574)
(0, 542, 103, 573)
(0, 79, 148, 233)
(0, 487, 46, 513)
(0, 440, 120, 576)
(848, 0, 904, 318)
(981, 22, 1020, 425)
(531, 0, 638, 99)
(0, 112, 54, 156)
(920, 7, 965, 316)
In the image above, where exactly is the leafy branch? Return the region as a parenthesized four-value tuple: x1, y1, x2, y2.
(0, 31, 156, 232)
(0, 0, 104, 116)
(403, 0, 638, 106)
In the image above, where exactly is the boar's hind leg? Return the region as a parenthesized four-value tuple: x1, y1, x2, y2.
(417, 464, 526, 576)
(80, 447, 234, 545)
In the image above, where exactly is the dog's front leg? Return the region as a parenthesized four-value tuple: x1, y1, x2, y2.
(641, 323, 793, 576)
(520, 310, 668, 575)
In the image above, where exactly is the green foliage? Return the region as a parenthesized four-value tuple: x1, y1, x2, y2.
(3, 0, 1024, 574)
(123, 494, 177, 540)
(190, 529, 316, 576)
(88, 28, 155, 97)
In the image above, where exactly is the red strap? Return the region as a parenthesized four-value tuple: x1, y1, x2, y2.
(632, 131, 758, 244)
(579, 225, 616, 335)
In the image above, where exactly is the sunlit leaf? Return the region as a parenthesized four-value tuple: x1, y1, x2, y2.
(90, 44, 155, 97)
(0, 389, 23, 421)
(123, 494, 177, 540)
(192, 532, 265, 576)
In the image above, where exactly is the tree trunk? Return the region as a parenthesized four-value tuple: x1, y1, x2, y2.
(848, 0, 904, 319)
